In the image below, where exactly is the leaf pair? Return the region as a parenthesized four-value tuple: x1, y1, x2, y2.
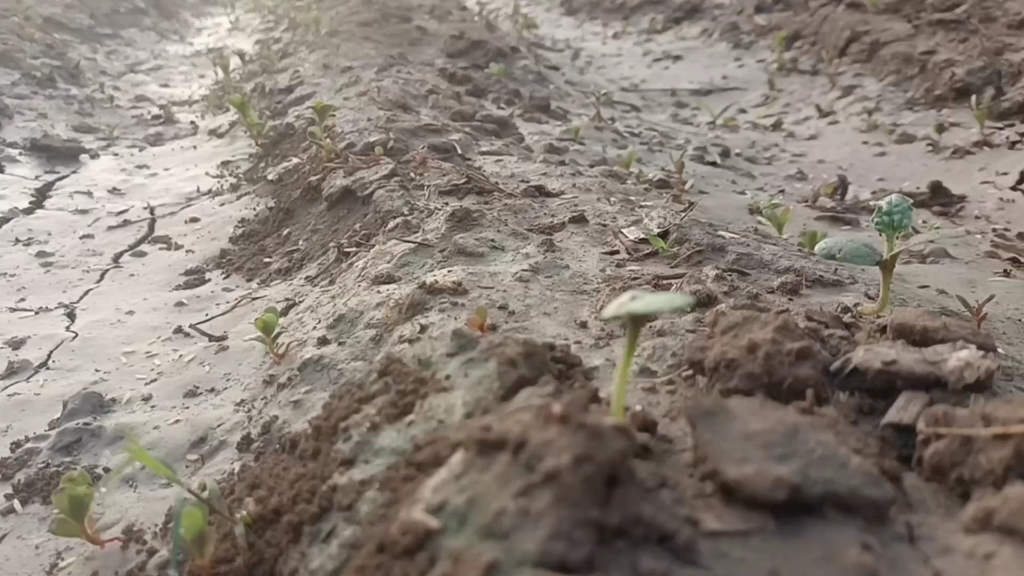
(467, 306, 490, 334)
(172, 498, 215, 576)
(955, 294, 995, 330)
(48, 470, 123, 548)
(228, 94, 268, 146)
(254, 306, 293, 364)
(800, 229, 827, 252)
(758, 199, 792, 236)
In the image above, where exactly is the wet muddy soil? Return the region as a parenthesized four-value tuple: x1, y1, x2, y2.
(3, 0, 1024, 575)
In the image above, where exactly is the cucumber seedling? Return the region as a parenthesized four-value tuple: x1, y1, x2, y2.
(47, 469, 124, 549)
(228, 94, 268, 147)
(757, 198, 792, 236)
(254, 306, 293, 364)
(306, 100, 339, 160)
(955, 294, 995, 330)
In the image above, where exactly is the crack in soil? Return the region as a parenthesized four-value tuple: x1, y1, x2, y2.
(0, 168, 82, 230)
(1, 204, 159, 391)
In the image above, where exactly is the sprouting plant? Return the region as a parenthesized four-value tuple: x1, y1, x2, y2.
(571, 125, 583, 143)
(800, 229, 827, 252)
(955, 294, 995, 330)
(618, 148, 639, 171)
(487, 62, 507, 78)
(668, 151, 694, 192)
(47, 469, 124, 549)
(773, 31, 790, 72)
(647, 233, 674, 255)
(932, 121, 947, 148)
(306, 101, 338, 160)
(467, 306, 491, 334)
(970, 93, 992, 139)
(601, 291, 695, 421)
(699, 102, 737, 127)
(254, 306, 293, 364)
(814, 194, 959, 316)
(107, 437, 250, 563)
(172, 498, 215, 576)
(228, 94, 267, 147)
(757, 198, 792, 236)
(591, 90, 610, 123)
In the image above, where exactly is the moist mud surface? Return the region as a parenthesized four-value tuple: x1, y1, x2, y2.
(3, 0, 1024, 575)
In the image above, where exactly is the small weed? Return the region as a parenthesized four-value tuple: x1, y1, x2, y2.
(306, 100, 338, 160)
(47, 470, 124, 549)
(757, 198, 792, 236)
(253, 306, 293, 364)
(466, 306, 491, 334)
(668, 151, 694, 192)
(955, 294, 995, 330)
(571, 125, 583, 143)
(227, 94, 268, 147)
(800, 229, 827, 252)
(699, 102, 737, 128)
(172, 498, 215, 576)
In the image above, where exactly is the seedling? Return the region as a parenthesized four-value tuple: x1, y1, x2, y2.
(955, 294, 995, 329)
(800, 229, 827, 252)
(814, 194, 961, 316)
(970, 93, 992, 140)
(172, 499, 215, 576)
(228, 94, 267, 147)
(618, 148, 639, 171)
(668, 152, 694, 191)
(757, 198, 792, 236)
(467, 306, 491, 334)
(47, 470, 124, 549)
(487, 62, 507, 78)
(571, 125, 583, 143)
(773, 31, 790, 72)
(254, 306, 293, 364)
(601, 291, 695, 421)
(699, 102, 737, 127)
(932, 121, 947, 149)
(591, 90, 610, 123)
(647, 233, 674, 255)
(306, 101, 338, 160)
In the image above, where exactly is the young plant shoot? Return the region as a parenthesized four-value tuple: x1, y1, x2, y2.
(48, 469, 124, 549)
(254, 306, 293, 364)
(814, 193, 955, 316)
(955, 294, 995, 330)
(307, 101, 338, 160)
(466, 306, 491, 334)
(800, 229, 827, 252)
(758, 198, 792, 236)
(172, 498, 216, 576)
(228, 94, 268, 147)
(600, 290, 695, 421)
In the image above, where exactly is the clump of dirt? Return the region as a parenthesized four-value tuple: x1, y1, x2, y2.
(11, 462, 104, 505)
(915, 399, 1024, 498)
(0, 446, 41, 481)
(683, 309, 833, 403)
(344, 402, 700, 576)
(962, 481, 1024, 540)
(728, 0, 1024, 115)
(884, 308, 998, 352)
(202, 355, 445, 575)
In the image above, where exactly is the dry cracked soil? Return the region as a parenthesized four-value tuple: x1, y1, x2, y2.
(3, 0, 1024, 574)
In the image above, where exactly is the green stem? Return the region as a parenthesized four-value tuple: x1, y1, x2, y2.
(862, 256, 895, 316)
(611, 320, 642, 421)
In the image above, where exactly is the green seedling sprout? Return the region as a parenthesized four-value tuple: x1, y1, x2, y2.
(814, 194, 960, 316)
(800, 229, 827, 252)
(254, 306, 293, 364)
(228, 94, 267, 147)
(955, 294, 995, 330)
(699, 102, 737, 127)
(571, 125, 583, 143)
(970, 93, 991, 139)
(773, 31, 790, 72)
(487, 62, 507, 78)
(467, 306, 490, 334)
(306, 101, 338, 160)
(601, 291, 695, 421)
(647, 233, 674, 255)
(757, 198, 792, 236)
(618, 148, 639, 171)
(172, 498, 215, 576)
(47, 469, 125, 549)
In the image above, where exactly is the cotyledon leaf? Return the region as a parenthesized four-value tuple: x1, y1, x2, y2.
(813, 237, 883, 267)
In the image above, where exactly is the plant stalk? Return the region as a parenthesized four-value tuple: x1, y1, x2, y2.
(611, 320, 642, 421)
(861, 256, 895, 316)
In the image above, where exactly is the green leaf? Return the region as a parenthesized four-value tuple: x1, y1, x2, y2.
(124, 438, 182, 486)
(601, 290, 695, 320)
(62, 485, 95, 526)
(179, 503, 209, 544)
(59, 469, 94, 489)
(48, 515, 85, 539)
(813, 237, 883, 266)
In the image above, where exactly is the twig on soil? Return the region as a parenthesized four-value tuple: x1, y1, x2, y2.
(917, 424, 1024, 438)
(394, 237, 436, 248)
(610, 229, 636, 257)
(398, 448, 466, 532)
(187, 294, 266, 342)
(188, 324, 229, 343)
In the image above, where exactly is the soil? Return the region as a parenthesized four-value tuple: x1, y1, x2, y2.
(3, 0, 1024, 575)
